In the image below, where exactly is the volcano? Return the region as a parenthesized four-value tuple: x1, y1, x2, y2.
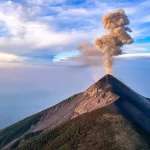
(0, 75, 150, 150)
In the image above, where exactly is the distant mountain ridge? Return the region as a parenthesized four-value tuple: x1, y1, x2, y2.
(0, 75, 150, 149)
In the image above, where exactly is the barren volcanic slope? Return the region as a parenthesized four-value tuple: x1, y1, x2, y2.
(0, 75, 150, 150)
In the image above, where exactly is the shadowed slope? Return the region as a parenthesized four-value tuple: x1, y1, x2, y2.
(10, 105, 150, 150)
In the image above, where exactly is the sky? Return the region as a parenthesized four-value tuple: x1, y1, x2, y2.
(0, 0, 150, 129)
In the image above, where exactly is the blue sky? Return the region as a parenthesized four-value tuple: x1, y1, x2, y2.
(0, 0, 150, 65)
(1, 0, 150, 129)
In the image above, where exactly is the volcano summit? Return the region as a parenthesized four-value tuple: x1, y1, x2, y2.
(0, 75, 150, 150)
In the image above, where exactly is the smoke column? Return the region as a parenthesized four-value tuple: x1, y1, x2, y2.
(94, 9, 134, 74)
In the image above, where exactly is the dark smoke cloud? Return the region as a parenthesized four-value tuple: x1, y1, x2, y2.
(94, 9, 134, 74)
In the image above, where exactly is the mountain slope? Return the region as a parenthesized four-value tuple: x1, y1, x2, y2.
(0, 75, 150, 149)
(8, 105, 150, 150)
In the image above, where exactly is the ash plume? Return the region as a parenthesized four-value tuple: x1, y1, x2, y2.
(67, 42, 104, 67)
(94, 9, 134, 74)
(77, 42, 103, 56)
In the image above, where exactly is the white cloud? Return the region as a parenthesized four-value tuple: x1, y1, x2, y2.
(141, 15, 150, 22)
(28, 0, 65, 5)
(28, 0, 43, 5)
(0, 1, 26, 36)
(116, 53, 150, 58)
(139, 1, 150, 7)
(0, 1, 91, 54)
(123, 44, 149, 52)
(0, 21, 87, 52)
(0, 52, 26, 62)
